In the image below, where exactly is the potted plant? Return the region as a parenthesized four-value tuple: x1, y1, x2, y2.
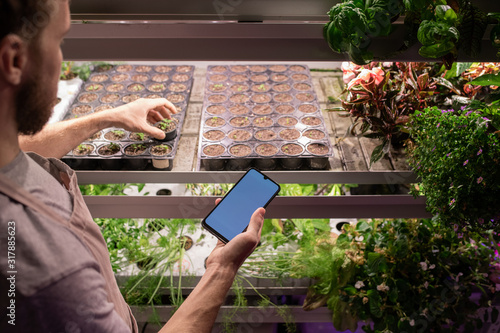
(292, 218, 500, 332)
(407, 104, 500, 232)
(339, 61, 462, 165)
(155, 118, 178, 142)
(150, 144, 173, 170)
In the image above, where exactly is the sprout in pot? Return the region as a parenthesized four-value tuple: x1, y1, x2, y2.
(155, 118, 178, 141)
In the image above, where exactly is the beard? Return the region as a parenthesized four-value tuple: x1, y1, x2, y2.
(15, 66, 56, 135)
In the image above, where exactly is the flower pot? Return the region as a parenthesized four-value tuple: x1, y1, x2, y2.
(273, 83, 292, 92)
(207, 105, 227, 116)
(208, 94, 228, 104)
(111, 73, 129, 82)
(104, 128, 127, 141)
(251, 93, 272, 104)
(100, 94, 120, 104)
(123, 143, 149, 170)
(208, 83, 228, 93)
(154, 65, 172, 73)
(292, 73, 309, 81)
(89, 73, 109, 83)
(253, 116, 274, 128)
(230, 83, 249, 93)
(228, 129, 252, 142)
(154, 119, 178, 142)
(279, 128, 301, 141)
(251, 83, 271, 93)
(280, 143, 304, 169)
(229, 116, 251, 128)
(205, 116, 226, 128)
(229, 105, 249, 115)
(303, 129, 326, 140)
(254, 129, 277, 141)
(273, 93, 294, 103)
(227, 144, 253, 171)
(298, 104, 318, 114)
(65, 144, 97, 170)
(255, 143, 279, 170)
(169, 83, 188, 93)
(152, 73, 169, 82)
(71, 104, 93, 116)
(148, 83, 167, 93)
(203, 130, 226, 142)
(229, 93, 250, 103)
(105, 83, 124, 92)
(202, 144, 226, 171)
(131, 74, 149, 82)
(253, 105, 273, 115)
(150, 144, 173, 170)
(276, 104, 295, 115)
(97, 143, 122, 170)
(278, 116, 299, 127)
(306, 143, 330, 170)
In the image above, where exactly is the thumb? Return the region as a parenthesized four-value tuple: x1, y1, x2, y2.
(246, 207, 265, 237)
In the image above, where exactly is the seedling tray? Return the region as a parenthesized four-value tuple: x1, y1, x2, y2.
(197, 64, 333, 171)
(61, 64, 195, 170)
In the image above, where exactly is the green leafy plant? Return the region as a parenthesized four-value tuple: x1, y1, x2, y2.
(323, 0, 401, 65)
(324, 0, 489, 66)
(407, 105, 500, 232)
(60, 61, 91, 81)
(157, 119, 175, 132)
(294, 218, 500, 332)
(417, 5, 460, 59)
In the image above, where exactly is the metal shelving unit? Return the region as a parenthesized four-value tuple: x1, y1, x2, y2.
(65, 2, 499, 332)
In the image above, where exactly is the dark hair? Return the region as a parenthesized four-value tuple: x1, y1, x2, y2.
(0, 0, 55, 43)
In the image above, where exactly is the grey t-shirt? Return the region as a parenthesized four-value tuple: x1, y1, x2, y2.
(0, 151, 73, 221)
(0, 152, 130, 332)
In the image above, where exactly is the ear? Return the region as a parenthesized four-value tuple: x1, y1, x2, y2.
(0, 34, 29, 86)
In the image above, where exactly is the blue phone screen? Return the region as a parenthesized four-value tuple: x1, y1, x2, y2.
(204, 169, 280, 242)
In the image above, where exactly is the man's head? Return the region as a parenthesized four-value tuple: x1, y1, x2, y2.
(0, 0, 70, 135)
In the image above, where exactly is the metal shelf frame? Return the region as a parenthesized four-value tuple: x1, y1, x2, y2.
(64, 0, 500, 61)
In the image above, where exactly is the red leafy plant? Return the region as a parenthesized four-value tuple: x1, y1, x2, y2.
(340, 61, 461, 165)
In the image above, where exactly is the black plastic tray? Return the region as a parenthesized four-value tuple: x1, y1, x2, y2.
(61, 64, 194, 170)
(197, 64, 333, 171)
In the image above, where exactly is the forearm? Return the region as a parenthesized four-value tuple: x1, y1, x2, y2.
(19, 111, 114, 159)
(159, 265, 236, 333)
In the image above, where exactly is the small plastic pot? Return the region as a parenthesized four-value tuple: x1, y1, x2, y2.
(97, 143, 122, 170)
(154, 119, 178, 142)
(202, 144, 226, 171)
(306, 143, 331, 170)
(227, 144, 252, 171)
(280, 143, 304, 170)
(149, 144, 173, 170)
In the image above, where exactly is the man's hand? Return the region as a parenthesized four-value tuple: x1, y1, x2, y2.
(205, 198, 265, 274)
(105, 98, 177, 140)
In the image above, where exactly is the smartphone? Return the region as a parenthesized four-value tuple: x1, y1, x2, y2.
(202, 168, 280, 243)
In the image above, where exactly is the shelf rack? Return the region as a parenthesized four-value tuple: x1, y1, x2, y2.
(73, 64, 430, 219)
(65, 2, 500, 331)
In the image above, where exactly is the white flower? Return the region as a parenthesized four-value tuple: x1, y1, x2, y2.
(429, 264, 435, 270)
(409, 319, 415, 326)
(355, 235, 364, 242)
(377, 282, 390, 292)
(419, 262, 428, 271)
(423, 281, 429, 289)
(355, 281, 365, 289)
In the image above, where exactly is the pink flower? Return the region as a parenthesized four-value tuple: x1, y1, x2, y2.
(341, 62, 362, 84)
(347, 67, 385, 90)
